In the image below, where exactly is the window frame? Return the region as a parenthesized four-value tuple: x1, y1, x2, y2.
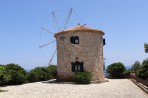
(70, 36, 79, 44)
(71, 61, 83, 72)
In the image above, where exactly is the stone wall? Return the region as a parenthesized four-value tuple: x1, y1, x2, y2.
(56, 31, 105, 82)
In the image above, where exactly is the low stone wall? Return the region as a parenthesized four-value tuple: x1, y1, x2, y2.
(130, 73, 148, 94)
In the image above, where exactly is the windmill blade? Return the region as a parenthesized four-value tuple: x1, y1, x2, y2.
(39, 40, 56, 48)
(41, 27, 54, 35)
(52, 11, 60, 31)
(49, 48, 57, 65)
(62, 8, 73, 31)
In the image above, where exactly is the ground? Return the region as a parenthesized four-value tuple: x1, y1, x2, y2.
(0, 79, 147, 98)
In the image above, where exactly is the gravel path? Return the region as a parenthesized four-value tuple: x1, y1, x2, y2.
(0, 79, 147, 98)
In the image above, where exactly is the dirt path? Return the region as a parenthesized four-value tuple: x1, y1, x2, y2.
(0, 79, 147, 98)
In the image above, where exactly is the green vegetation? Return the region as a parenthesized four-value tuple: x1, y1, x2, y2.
(0, 64, 27, 85)
(131, 61, 141, 72)
(107, 62, 126, 78)
(0, 65, 11, 85)
(5, 64, 27, 85)
(47, 65, 57, 79)
(144, 43, 148, 53)
(0, 64, 57, 85)
(73, 72, 92, 84)
(27, 65, 57, 83)
(27, 67, 52, 82)
(136, 59, 148, 80)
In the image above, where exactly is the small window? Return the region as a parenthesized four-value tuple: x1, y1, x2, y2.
(71, 61, 83, 72)
(103, 38, 106, 45)
(75, 36, 79, 44)
(70, 36, 79, 44)
(70, 36, 75, 44)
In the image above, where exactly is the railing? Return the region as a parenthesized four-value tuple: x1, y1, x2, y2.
(130, 73, 148, 87)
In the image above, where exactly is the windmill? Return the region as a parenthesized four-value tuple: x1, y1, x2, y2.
(39, 8, 82, 66)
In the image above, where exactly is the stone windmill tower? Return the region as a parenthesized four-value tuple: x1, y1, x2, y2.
(54, 24, 105, 82)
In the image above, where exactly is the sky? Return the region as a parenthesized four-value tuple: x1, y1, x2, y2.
(0, 0, 148, 70)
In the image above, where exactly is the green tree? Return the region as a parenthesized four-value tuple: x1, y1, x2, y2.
(0, 65, 11, 85)
(142, 58, 148, 65)
(47, 65, 57, 79)
(136, 59, 148, 80)
(131, 61, 141, 72)
(136, 64, 148, 80)
(27, 67, 52, 82)
(144, 43, 148, 53)
(5, 63, 27, 84)
(107, 62, 126, 78)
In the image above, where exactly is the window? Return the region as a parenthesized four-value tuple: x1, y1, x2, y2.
(74, 36, 79, 44)
(103, 38, 105, 45)
(71, 61, 83, 72)
(70, 36, 75, 44)
(70, 36, 79, 44)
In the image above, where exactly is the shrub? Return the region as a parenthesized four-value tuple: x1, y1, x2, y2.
(123, 70, 131, 78)
(27, 67, 52, 82)
(27, 71, 38, 82)
(142, 58, 148, 65)
(5, 63, 27, 84)
(0, 65, 11, 85)
(144, 43, 148, 53)
(73, 72, 92, 84)
(136, 63, 148, 80)
(47, 65, 57, 79)
(131, 61, 141, 72)
(107, 62, 126, 78)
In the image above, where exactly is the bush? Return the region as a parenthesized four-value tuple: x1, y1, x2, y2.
(47, 65, 57, 79)
(27, 71, 38, 82)
(0, 65, 11, 85)
(131, 61, 141, 72)
(123, 70, 131, 78)
(27, 67, 52, 82)
(142, 58, 148, 65)
(107, 62, 126, 78)
(73, 72, 92, 84)
(5, 63, 27, 84)
(136, 64, 148, 80)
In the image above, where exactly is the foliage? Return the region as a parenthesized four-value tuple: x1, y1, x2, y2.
(144, 43, 148, 53)
(107, 62, 126, 78)
(131, 61, 141, 72)
(142, 58, 148, 65)
(123, 70, 131, 78)
(73, 72, 92, 84)
(47, 65, 57, 79)
(136, 62, 148, 80)
(27, 67, 52, 82)
(5, 63, 27, 84)
(0, 65, 11, 85)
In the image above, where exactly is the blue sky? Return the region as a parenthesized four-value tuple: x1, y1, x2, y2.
(0, 0, 148, 70)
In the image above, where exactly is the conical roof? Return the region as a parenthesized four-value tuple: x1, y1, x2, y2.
(54, 24, 105, 37)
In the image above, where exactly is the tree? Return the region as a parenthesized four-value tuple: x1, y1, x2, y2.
(131, 61, 141, 72)
(142, 58, 148, 65)
(5, 63, 27, 84)
(0, 65, 11, 85)
(47, 65, 57, 79)
(144, 43, 148, 53)
(135, 59, 148, 80)
(136, 64, 148, 80)
(107, 62, 126, 78)
(27, 67, 52, 82)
